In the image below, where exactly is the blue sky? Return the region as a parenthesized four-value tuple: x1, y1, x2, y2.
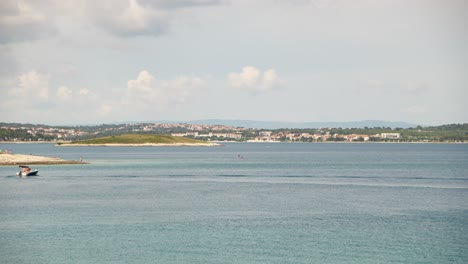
(0, 0, 466, 125)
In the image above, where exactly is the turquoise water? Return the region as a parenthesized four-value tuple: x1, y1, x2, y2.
(0, 143, 467, 263)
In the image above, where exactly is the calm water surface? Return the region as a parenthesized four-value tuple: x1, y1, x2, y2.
(0, 143, 467, 263)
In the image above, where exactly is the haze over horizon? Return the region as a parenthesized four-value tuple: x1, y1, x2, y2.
(0, 0, 466, 126)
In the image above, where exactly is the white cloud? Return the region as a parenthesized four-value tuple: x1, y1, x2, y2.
(56, 86, 72, 100)
(55, 86, 96, 102)
(94, 0, 169, 37)
(84, 0, 224, 37)
(125, 70, 206, 108)
(262, 69, 280, 90)
(0, 70, 107, 124)
(127, 70, 159, 102)
(228, 66, 281, 92)
(9, 71, 49, 100)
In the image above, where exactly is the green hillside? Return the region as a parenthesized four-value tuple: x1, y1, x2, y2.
(62, 134, 208, 145)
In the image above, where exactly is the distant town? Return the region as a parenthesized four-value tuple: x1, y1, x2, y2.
(0, 122, 467, 143)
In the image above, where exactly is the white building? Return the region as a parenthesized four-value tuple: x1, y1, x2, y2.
(381, 133, 400, 139)
(259, 131, 273, 140)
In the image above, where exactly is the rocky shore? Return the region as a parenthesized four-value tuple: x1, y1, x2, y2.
(0, 154, 87, 165)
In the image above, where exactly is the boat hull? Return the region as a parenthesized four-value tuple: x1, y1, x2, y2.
(16, 170, 39, 176)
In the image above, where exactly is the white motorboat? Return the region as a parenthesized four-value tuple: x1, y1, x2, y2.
(16, 165, 39, 176)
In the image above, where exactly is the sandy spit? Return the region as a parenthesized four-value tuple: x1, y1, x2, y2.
(0, 154, 87, 166)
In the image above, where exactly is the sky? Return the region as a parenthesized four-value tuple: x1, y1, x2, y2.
(0, 0, 467, 126)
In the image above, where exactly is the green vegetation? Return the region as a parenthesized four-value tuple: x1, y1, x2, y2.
(276, 123, 468, 142)
(401, 124, 468, 142)
(62, 134, 209, 145)
(0, 128, 54, 141)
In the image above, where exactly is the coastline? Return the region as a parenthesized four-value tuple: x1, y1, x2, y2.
(56, 142, 222, 147)
(0, 153, 87, 166)
(2, 141, 464, 145)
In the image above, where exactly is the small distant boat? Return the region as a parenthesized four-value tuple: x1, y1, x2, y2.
(16, 165, 39, 176)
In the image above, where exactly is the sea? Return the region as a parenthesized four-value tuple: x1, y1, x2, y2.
(0, 142, 467, 263)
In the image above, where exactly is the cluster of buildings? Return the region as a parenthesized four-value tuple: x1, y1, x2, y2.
(0, 125, 93, 140)
(247, 132, 400, 142)
(172, 129, 401, 142)
(1, 122, 401, 142)
(0, 123, 249, 141)
(139, 123, 245, 132)
(171, 132, 243, 140)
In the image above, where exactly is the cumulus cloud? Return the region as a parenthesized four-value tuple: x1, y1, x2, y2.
(125, 70, 206, 109)
(4, 70, 99, 109)
(0, 0, 56, 44)
(54, 86, 96, 103)
(9, 71, 49, 100)
(127, 70, 159, 102)
(228, 66, 281, 92)
(91, 0, 169, 37)
(56, 86, 72, 100)
(0, 70, 109, 123)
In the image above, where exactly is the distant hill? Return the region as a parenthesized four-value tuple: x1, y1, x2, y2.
(178, 119, 419, 129)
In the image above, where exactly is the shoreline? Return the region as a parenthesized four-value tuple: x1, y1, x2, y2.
(1, 141, 465, 145)
(0, 154, 88, 166)
(56, 142, 222, 147)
